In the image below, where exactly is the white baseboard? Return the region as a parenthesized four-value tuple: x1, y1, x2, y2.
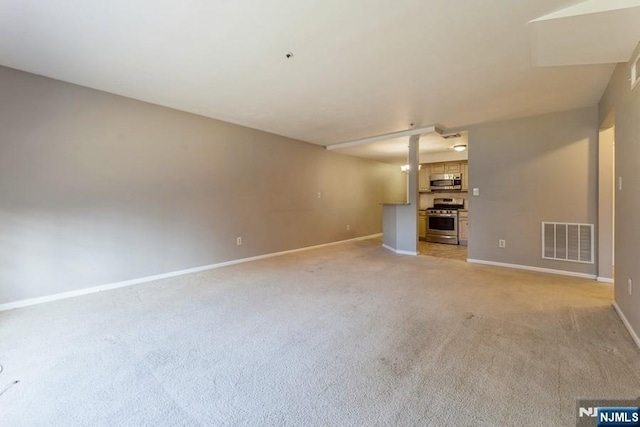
(467, 259, 597, 280)
(612, 302, 640, 350)
(0, 233, 383, 312)
(382, 244, 418, 256)
(597, 277, 614, 283)
(396, 250, 419, 256)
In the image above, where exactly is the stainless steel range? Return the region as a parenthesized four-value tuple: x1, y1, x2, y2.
(426, 198, 465, 245)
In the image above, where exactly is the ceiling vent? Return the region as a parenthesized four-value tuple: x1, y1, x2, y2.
(542, 222, 593, 264)
(442, 133, 461, 139)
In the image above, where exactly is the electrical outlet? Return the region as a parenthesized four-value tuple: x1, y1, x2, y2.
(317, 192, 322, 198)
(346, 225, 350, 231)
(473, 188, 480, 196)
(629, 278, 633, 296)
(236, 237, 242, 245)
(498, 239, 506, 248)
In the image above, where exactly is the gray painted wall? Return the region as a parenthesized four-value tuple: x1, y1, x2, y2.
(0, 66, 405, 305)
(599, 43, 640, 340)
(466, 107, 598, 276)
(597, 126, 614, 280)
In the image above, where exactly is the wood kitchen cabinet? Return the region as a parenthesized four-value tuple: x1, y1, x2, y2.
(431, 162, 461, 174)
(418, 164, 431, 191)
(430, 163, 446, 174)
(418, 211, 427, 240)
(458, 210, 468, 246)
(445, 162, 461, 173)
(461, 161, 468, 191)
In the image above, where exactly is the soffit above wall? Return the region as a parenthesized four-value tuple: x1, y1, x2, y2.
(335, 132, 468, 166)
(530, 0, 640, 66)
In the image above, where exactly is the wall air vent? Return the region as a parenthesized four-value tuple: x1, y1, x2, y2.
(542, 222, 594, 264)
(632, 52, 640, 90)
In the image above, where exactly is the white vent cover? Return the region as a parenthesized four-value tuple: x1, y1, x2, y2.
(542, 222, 594, 264)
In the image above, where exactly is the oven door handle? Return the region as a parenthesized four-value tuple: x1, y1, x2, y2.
(427, 213, 458, 217)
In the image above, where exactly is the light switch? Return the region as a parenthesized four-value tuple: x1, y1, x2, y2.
(618, 177, 623, 191)
(472, 188, 480, 196)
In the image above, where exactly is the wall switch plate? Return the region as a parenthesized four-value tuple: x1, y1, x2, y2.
(618, 177, 623, 191)
(236, 237, 242, 245)
(346, 225, 350, 231)
(473, 188, 480, 196)
(629, 278, 633, 296)
(499, 239, 506, 248)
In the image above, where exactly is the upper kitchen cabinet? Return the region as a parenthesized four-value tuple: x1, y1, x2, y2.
(430, 162, 461, 174)
(430, 163, 445, 174)
(445, 162, 461, 173)
(461, 161, 468, 191)
(419, 160, 468, 193)
(419, 164, 431, 191)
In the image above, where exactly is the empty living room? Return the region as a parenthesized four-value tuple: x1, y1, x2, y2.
(1, 1, 639, 426)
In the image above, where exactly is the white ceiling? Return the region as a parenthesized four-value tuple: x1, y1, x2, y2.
(0, 0, 636, 163)
(530, 0, 640, 66)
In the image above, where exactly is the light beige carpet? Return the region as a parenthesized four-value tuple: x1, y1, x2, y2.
(1, 238, 639, 426)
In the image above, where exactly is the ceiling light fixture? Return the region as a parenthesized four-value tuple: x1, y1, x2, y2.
(453, 144, 467, 152)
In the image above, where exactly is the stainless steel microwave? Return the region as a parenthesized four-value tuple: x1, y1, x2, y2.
(430, 173, 462, 190)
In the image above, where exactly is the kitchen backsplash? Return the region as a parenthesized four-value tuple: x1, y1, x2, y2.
(419, 192, 468, 209)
